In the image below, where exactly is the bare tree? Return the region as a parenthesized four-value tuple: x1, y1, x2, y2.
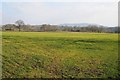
(15, 20, 24, 31)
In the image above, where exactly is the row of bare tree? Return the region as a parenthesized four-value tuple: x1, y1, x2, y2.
(1, 20, 120, 33)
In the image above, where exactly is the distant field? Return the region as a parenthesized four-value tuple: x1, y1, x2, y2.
(2, 32, 119, 78)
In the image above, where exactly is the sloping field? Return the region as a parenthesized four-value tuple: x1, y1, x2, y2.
(2, 32, 119, 78)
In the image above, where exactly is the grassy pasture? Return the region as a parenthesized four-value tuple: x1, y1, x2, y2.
(2, 32, 119, 78)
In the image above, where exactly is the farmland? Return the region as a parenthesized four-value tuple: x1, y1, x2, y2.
(2, 32, 119, 78)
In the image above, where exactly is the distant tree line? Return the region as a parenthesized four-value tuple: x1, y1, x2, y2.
(1, 20, 120, 33)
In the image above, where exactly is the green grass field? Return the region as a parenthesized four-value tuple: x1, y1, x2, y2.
(2, 32, 119, 78)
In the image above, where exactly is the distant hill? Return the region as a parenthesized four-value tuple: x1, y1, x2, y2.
(59, 23, 104, 27)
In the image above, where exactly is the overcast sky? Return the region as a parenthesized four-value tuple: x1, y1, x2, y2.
(1, 0, 119, 27)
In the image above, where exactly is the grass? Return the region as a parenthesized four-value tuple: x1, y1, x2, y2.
(2, 32, 119, 78)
